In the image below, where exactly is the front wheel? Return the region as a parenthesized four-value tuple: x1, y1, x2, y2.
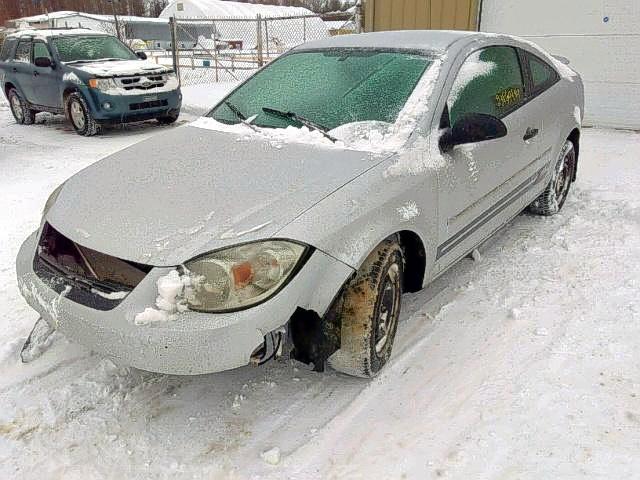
(8, 88, 36, 125)
(328, 237, 404, 378)
(529, 139, 576, 216)
(156, 111, 180, 125)
(66, 92, 99, 136)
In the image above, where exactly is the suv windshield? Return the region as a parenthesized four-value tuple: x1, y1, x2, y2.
(208, 49, 433, 131)
(52, 35, 138, 63)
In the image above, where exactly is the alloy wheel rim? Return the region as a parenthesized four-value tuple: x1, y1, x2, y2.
(374, 263, 401, 355)
(70, 100, 85, 130)
(554, 147, 574, 205)
(11, 95, 24, 122)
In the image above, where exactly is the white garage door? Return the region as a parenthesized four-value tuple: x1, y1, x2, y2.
(481, 0, 640, 129)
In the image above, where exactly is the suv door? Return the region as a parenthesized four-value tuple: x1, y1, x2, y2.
(10, 39, 33, 100)
(29, 40, 61, 108)
(435, 45, 544, 268)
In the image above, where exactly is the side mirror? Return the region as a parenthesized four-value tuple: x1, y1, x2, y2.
(439, 113, 507, 152)
(34, 57, 53, 68)
(136, 51, 148, 60)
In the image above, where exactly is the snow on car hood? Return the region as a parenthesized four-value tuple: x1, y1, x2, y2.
(45, 125, 382, 266)
(72, 60, 172, 77)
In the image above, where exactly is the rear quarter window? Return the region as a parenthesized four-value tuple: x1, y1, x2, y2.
(526, 52, 559, 93)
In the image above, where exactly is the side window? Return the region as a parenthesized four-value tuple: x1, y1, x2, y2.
(527, 53, 558, 93)
(0, 38, 17, 61)
(32, 42, 52, 62)
(14, 40, 31, 63)
(447, 46, 524, 125)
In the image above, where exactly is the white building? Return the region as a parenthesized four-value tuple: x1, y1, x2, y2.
(160, 0, 328, 51)
(481, 0, 640, 129)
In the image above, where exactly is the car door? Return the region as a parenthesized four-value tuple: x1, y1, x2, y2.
(517, 48, 564, 173)
(435, 45, 543, 270)
(10, 39, 33, 100)
(29, 40, 61, 108)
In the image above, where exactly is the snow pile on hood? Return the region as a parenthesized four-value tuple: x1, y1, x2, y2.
(134, 270, 199, 325)
(190, 117, 347, 151)
(74, 60, 171, 77)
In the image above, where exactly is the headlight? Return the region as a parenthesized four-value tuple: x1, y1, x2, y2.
(185, 240, 309, 312)
(88, 78, 118, 92)
(42, 183, 65, 217)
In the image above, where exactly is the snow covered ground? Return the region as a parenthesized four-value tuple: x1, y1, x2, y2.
(1, 92, 639, 479)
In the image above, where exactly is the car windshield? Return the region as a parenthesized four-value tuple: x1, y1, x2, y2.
(52, 35, 138, 63)
(208, 49, 433, 131)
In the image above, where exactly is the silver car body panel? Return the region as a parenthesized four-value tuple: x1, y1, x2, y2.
(17, 231, 353, 374)
(17, 31, 584, 374)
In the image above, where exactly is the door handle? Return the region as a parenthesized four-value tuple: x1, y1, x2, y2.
(523, 127, 539, 141)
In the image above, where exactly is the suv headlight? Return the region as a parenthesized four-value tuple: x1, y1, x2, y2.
(185, 240, 309, 312)
(88, 78, 118, 92)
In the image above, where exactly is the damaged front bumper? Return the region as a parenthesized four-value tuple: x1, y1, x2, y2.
(16, 230, 353, 375)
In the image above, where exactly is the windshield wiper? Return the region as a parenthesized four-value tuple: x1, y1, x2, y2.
(225, 101, 260, 132)
(262, 107, 337, 143)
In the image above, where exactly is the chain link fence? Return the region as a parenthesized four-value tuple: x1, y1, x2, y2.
(142, 15, 329, 86)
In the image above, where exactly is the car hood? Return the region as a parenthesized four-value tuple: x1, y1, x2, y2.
(46, 125, 381, 266)
(71, 60, 171, 77)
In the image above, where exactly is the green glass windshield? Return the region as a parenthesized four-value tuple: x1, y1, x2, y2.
(208, 49, 433, 131)
(52, 36, 137, 63)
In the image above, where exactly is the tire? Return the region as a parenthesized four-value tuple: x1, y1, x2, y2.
(156, 111, 179, 125)
(529, 139, 576, 216)
(328, 237, 404, 378)
(8, 88, 36, 125)
(66, 92, 99, 136)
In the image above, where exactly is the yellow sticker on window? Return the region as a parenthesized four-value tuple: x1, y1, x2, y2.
(494, 87, 522, 109)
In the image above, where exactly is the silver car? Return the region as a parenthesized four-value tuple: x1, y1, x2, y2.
(16, 31, 583, 377)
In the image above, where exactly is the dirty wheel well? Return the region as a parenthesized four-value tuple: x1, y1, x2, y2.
(568, 128, 580, 181)
(398, 230, 425, 293)
(4, 82, 16, 97)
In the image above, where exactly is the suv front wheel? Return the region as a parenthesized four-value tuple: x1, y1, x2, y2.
(66, 92, 100, 136)
(8, 88, 36, 125)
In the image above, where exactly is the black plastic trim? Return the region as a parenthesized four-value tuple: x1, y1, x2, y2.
(437, 167, 545, 259)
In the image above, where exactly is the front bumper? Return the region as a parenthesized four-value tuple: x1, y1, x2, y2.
(84, 86, 182, 124)
(16, 231, 353, 375)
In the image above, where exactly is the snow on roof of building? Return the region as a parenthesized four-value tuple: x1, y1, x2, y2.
(161, 0, 315, 19)
(7, 28, 107, 39)
(10, 11, 168, 25)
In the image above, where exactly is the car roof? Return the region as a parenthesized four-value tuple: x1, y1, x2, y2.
(7, 28, 109, 40)
(295, 30, 483, 54)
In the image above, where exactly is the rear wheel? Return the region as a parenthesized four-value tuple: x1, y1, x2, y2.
(66, 92, 99, 136)
(8, 88, 36, 125)
(529, 139, 576, 215)
(328, 237, 403, 378)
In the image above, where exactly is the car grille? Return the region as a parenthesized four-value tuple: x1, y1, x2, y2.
(129, 99, 168, 111)
(33, 223, 153, 311)
(116, 74, 167, 91)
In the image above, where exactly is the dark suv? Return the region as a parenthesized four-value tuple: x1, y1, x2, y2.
(0, 28, 182, 136)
